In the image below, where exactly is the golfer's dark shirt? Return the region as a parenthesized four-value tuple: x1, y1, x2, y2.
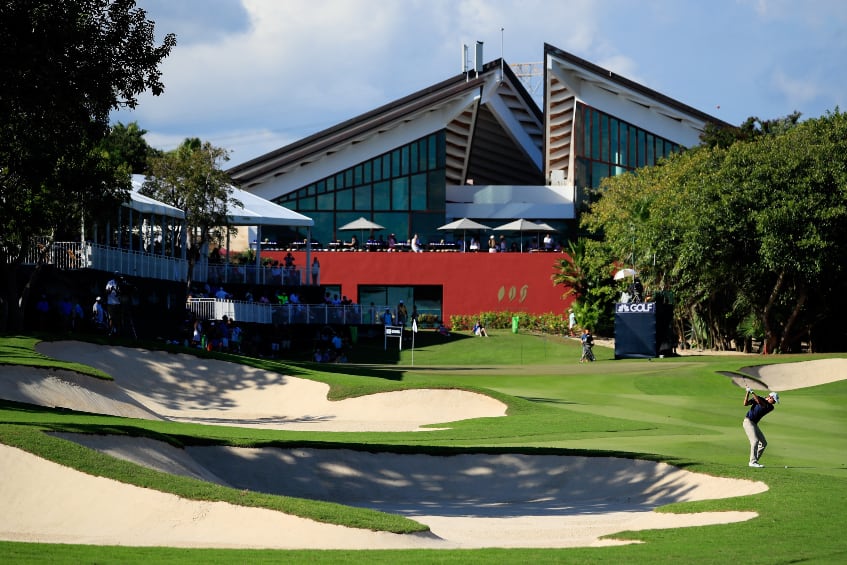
(745, 399, 774, 424)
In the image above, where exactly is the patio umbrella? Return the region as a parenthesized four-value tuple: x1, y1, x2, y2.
(613, 268, 638, 280)
(534, 222, 558, 249)
(438, 218, 492, 251)
(338, 217, 385, 245)
(493, 218, 543, 252)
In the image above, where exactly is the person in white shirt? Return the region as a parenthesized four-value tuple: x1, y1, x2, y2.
(92, 297, 107, 329)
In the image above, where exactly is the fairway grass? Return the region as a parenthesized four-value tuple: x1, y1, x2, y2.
(1, 333, 845, 563)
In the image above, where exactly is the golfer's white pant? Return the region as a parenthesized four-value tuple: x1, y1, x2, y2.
(743, 417, 767, 464)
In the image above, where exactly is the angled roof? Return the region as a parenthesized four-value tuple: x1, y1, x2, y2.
(227, 186, 313, 227)
(130, 175, 312, 227)
(228, 59, 545, 194)
(543, 43, 732, 128)
(128, 177, 185, 219)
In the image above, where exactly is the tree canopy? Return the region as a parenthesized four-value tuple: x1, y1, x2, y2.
(0, 0, 175, 329)
(142, 138, 239, 287)
(579, 110, 847, 352)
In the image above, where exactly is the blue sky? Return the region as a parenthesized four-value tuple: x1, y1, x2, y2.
(111, 0, 847, 167)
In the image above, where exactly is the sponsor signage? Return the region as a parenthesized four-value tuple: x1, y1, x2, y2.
(615, 302, 656, 314)
(384, 325, 403, 350)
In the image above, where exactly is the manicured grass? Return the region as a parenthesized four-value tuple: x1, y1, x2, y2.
(1, 332, 846, 564)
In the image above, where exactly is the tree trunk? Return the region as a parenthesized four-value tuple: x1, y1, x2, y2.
(761, 270, 784, 354)
(778, 288, 808, 353)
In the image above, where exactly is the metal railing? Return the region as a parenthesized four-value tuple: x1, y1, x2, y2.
(17, 240, 188, 283)
(185, 298, 443, 327)
(206, 264, 308, 287)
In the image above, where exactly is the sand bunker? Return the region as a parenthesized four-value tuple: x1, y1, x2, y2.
(2, 437, 764, 549)
(10, 341, 508, 432)
(2, 344, 843, 549)
(738, 358, 847, 391)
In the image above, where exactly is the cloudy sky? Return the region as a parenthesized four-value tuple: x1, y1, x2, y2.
(111, 0, 847, 167)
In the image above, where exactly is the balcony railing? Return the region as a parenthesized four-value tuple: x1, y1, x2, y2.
(185, 298, 440, 327)
(187, 298, 371, 325)
(18, 241, 188, 283)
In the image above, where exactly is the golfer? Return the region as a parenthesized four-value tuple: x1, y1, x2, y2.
(743, 387, 779, 468)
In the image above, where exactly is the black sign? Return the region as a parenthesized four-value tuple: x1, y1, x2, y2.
(614, 302, 656, 359)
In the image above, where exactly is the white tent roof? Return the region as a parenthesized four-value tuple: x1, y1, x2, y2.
(228, 186, 313, 227)
(129, 175, 313, 227)
(127, 177, 185, 219)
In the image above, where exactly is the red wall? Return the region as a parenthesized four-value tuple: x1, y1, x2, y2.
(266, 250, 573, 318)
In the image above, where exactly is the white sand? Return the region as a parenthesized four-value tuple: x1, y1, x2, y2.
(1, 343, 843, 550)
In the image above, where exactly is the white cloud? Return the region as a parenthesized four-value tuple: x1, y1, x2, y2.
(114, 0, 847, 166)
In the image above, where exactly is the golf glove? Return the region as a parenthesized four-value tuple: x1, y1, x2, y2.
(746, 387, 752, 393)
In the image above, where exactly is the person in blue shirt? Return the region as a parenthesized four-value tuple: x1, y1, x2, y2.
(743, 388, 779, 468)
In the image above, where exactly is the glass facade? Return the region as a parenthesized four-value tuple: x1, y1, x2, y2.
(574, 102, 680, 190)
(274, 131, 447, 245)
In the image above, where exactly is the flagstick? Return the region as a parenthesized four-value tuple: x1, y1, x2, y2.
(411, 318, 417, 366)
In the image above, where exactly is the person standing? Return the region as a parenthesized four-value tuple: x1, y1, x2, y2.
(92, 296, 107, 330)
(311, 256, 320, 285)
(743, 388, 779, 468)
(397, 300, 408, 328)
(568, 308, 577, 337)
(105, 272, 121, 335)
(579, 328, 595, 363)
(410, 234, 422, 253)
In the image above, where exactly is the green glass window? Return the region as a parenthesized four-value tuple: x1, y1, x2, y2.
(336, 188, 352, 210)
(400, 146, 410, 176)
(317, 192, 334, 211)
(427, 171, 445, 211)
(410, 142, 419, 174)
(619, 122, 628, 166)
(418, 138, 427, 172)
(600, 114, 609, 162)
(610, 118, 619, 164)
(591, 162, 609, 188)
(373, 156, 383, 181)
(382, 153, 391, 179)
(355, 184, 371, 211)
(373, 180, 390, 210)
(428, 135, 438, 169)
(410, 173, 427, 210)
(646, 133, 655, 165)
(591, 110, 600, 159)
(391, 177, 409, 210)
(391, 149, 401, 177)
(298, 196, 315, 210)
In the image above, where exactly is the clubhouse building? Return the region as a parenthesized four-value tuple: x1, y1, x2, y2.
(224, 43, 727, 321)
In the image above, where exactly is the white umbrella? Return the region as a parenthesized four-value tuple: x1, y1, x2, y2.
(493, 218, 543, 252)
(338, 217, 385, 245)
(438, 218, 492, 252)
(613, 268, 639, 280)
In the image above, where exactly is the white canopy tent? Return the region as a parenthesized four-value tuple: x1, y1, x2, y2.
(225, 185, 314, 279)
(129, 175, 314, 284)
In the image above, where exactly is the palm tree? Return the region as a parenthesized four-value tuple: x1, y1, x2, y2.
(552, 238, 588, 300)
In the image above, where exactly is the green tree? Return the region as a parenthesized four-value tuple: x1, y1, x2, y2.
(99, 121, 160, 174)
(0, 0, 175, 330)
(142, 138, 240, 289)
(582, 110, 847, 352)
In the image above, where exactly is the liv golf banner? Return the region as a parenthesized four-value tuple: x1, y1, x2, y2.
(614, 302, 656, 359)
